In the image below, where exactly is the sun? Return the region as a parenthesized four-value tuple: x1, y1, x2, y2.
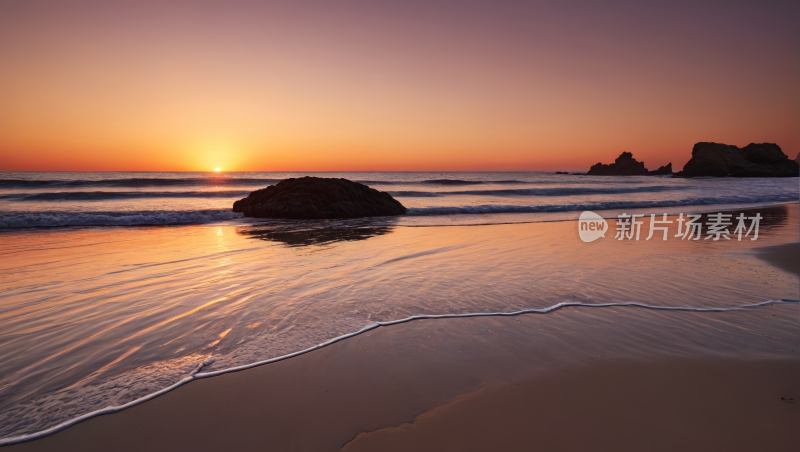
(215, 168, 221, 172)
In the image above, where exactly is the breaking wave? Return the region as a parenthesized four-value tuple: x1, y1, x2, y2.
(1, 191, 251, 201)
(406, 194, 800, 215)
(0, 209, 242, 229)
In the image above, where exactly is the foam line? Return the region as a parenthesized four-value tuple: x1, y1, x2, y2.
(0, 298, 794, 446)
(405, 195, 800, 216)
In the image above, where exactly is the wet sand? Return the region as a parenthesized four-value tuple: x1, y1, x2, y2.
(756, 241, 800, 278)
(4, 302, 799, 452)
(345, 359, 800, 452)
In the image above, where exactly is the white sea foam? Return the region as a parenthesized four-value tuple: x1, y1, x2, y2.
(0, 209, 243, 228)
(405, 195, 800, 215)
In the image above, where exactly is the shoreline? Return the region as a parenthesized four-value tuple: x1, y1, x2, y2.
(2, 298, 794, 447)
(1, 202, 797, 448)
(398, 200, 800, 228)
(3, 299, 798, 450)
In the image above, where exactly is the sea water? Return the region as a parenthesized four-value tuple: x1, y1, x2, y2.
(0, 171, 798, 439)
(1, 171, 797, 228)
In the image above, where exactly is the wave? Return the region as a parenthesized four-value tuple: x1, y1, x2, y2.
(0, 209, 242, 228)
(0, 184, 692, 203)
(0, 298, 794, 446)
(367, 178, 699, 186)
(390, 185, 689, 198)
(0, 195, 796, 228)
(1, 190, 251, 201)
(421, 179, 494, 185)
(386, 191, 444, 197)
(0, 178, 280, 189)
(358, 179, 526, 186)
(0, 177, 529, 189)
(406, 194, 800, 215)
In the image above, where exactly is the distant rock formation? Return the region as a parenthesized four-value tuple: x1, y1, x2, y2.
(587, 152, 649, 176)
(554, 171, 569, 175)
(648, 163, 673, 176)
(232, 177, 407, 219)
(673, 142, 799, 178)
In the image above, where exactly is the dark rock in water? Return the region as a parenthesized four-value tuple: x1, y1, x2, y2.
(232, 177, 407, 219)
(587, 152, 649, 176)
(648, 163, 673, 176)
(554, 171, 569, 174)
(673, 142, 799, 178)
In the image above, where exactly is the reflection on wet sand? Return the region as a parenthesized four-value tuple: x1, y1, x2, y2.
(719, 203, 791, 235)
(605, 203, 793, 242)
(236, 225, 395, 246)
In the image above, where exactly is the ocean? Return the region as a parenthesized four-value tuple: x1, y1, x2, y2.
(1, 171, 798, 228)
(0, 171, 798, 440)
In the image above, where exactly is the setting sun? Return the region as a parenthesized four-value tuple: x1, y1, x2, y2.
(215, 168, 221, 172)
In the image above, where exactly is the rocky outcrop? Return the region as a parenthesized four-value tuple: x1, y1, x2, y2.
(673, 142, 799, 178)
(648, 163, 673, 176)
(232, 177, 407, 219)
(587, 152, 649, 176)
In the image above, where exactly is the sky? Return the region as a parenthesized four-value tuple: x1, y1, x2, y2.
(0, 0, 798, 172)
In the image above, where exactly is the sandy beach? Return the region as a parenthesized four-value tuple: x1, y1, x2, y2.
(1, 203, 797, 451)
(345, 360, 800, 452)
(757, 241, 800, 278)
(5, 307, 799, 452)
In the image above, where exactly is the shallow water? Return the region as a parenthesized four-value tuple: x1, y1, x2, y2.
(0, 201, 797, 438)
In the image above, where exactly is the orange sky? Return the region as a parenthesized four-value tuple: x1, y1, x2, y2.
(1, 1, 798, 172)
